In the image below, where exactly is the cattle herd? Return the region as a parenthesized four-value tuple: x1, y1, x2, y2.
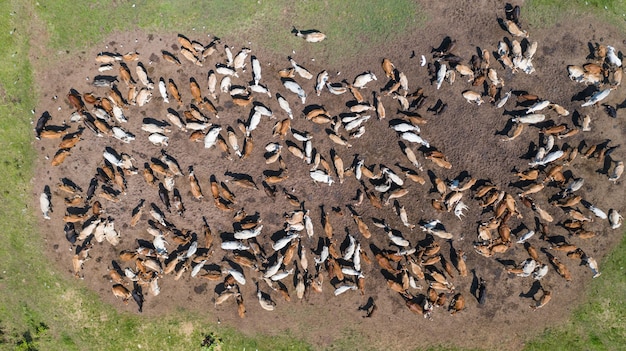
(36, 6, 623, 323)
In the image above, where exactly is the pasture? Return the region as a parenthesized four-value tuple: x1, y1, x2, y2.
(1, 1, 625, 350)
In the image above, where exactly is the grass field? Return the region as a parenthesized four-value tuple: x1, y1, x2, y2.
(527, 0, 626, 28)
(34, 0, 423, 67)
(0, 0, 624, 350)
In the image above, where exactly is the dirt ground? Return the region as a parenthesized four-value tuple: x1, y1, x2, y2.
(31, 1, 625, 350)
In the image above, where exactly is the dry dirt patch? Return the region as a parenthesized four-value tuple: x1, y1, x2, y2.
(32, 5, 625, 351)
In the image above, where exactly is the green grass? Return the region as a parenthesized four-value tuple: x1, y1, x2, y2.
(36, 0, 282, 50)
(35, 0, 424, 66)
(527, 0, 626, 29)
(287, 1, 424, 64)
(0, 0, 40, 346)
(523, 233, 626, 351)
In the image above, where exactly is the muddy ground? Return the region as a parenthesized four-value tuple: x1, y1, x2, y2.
(31, 1, 625, 350)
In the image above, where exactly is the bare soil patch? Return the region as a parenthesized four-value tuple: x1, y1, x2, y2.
(32, 2, 625, 350)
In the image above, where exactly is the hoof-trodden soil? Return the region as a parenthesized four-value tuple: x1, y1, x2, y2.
(32, 3, 625, 350)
